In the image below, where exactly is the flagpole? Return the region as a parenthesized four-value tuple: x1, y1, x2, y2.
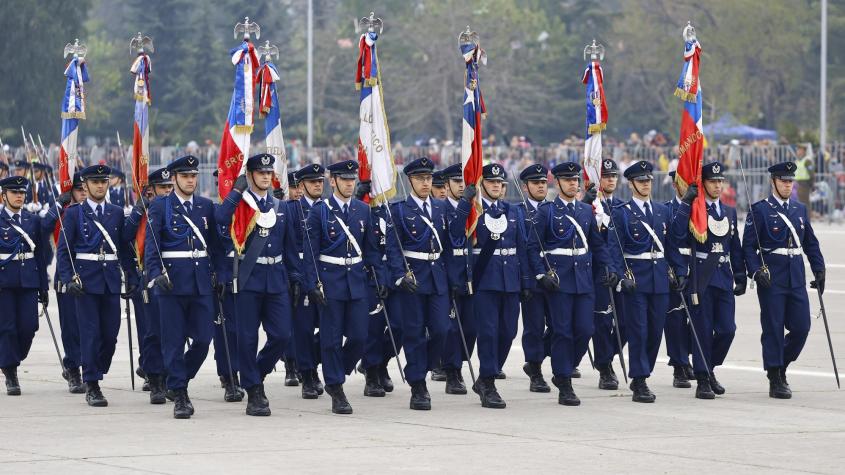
(820, 0, 827, 171)
(307, 0, 314, 149)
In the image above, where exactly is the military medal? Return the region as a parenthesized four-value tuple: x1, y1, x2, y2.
(485, 213, 508, 241)
(707, 215, 730, 237)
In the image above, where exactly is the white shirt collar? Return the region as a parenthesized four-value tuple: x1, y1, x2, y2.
(773, 195, 788, 207)
(3, 206, 20, 220)
(173, 191, 193, 206)
(304, 195, 317, 206)
(332, 193, 351, 208)
(705, 198, 721, 213)
(87, 198, 105, 213)
(410, 193, 431, 210)
(447, 197, 460, 209)
(481, 196, 498, 209)
(632, 196, 651, 214)
(527, 198, 541, 209)
(673, 196, 682, 205)
(557, 196, 576, 206)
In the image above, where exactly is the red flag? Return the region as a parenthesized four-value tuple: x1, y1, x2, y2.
(460, 42, 486, 237)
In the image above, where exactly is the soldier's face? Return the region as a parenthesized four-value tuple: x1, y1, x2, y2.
(773, 178, 794, 199)
(525, 179, 547, 201)
(72, 187, 87, 203)
(303, 178, 323, 199)
(630, 179, 653, 199)
(410, 174, 432, 200)
(332, 176, 356, 199)
(557, 177, 579, 199)
(250, 170, 273, 192)
(84, 178, 109, 201)
(3, 190, 25, 210)
(153, 184, 173, 197)
(447, 178, 465, 200)
(482, 179, 504, 200)
(432, 185, 447, 200)
(14, 168, 26, 177)
(704, 179, 724, 200)
(174, 172, 197, 195)
(288, 183, 303, 201)
(600, 175, 617, 194)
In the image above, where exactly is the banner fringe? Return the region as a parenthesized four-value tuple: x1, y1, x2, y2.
(674, 88, 698, 103)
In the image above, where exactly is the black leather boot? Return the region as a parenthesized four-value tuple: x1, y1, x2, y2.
(695, 374, 715, 399)
(409, 380, 432, 410)
(709, 371, 725, 395)
(85, 381, 108, 407)
(173, 389, 192, 419)
(672, 365, 691, 388)
(2, 367, 20, 396)
(571, 368, 581, 378)
(522, 362, 551, 393)
(300, 370, 319, 399)
(768, 367, 792, 399)
(476, 376, 506, 409)
(431, 365, 447, 382)
(780, 366, 791, 389)
(148, 374, 167, 405)
(313, 369, 325, 395)
(379, 363, 394, 393)
(630, 377, 656, 403)
(552, 376, 581, 406)
(445, 368, 467, 395)
(597, 364, 619, 390)
(364, 367, 386, 397)
(284, 358, 299, 387)
(246, 385, 271, 416)
(683, 364, 695, 380)
(221, 374, 243, 402)
(325, 383, 353, 414)
(495, 369, 507, 379)
(66, 367, 85, 394)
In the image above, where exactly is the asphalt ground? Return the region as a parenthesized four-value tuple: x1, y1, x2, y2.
(2, 224, 845, 474)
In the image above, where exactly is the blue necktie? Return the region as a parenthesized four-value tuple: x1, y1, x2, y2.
(423, 202, 431, 220)
(184, 201, 192, 215)
(567, 202, 575, 215)
(342, 203, 349, 220)
(13, 214, 20, 225)
(644, 202, 653, 224)
(259, 198, 266, 211)
(96, 204, 103, 221)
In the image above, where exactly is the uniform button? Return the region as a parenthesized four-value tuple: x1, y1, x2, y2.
(195, 262, 199, 266)
(103, 263, 106, 267)
(268, 244, 272, 248)
(574, 262, 577, 266)
(503, 260, 507, 265)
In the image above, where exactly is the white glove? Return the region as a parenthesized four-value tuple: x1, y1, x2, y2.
(123, 205, 133, 218)
(25, 202, 42, 213)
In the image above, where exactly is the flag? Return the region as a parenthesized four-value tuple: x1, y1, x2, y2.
(674, 37, 707, 242)
(131, 52, 152, 264)
(355, 30, 396, 206)
(258, 60, 288, 193)
(217, 39, 259, 254)
(581, 58, 610, 222)
(59, 56, 88, 193)
(460, 41, 487, 236)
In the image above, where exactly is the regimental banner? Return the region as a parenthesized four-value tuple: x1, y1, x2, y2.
(59, 55, 88, 193)
(131, 51, 152, 264)
(460, 39, 486, 237)
(258, 59, 288, 193)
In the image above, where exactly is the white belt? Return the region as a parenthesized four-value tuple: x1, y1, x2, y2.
(453, 249, 468, 257)
(161, 250, 208, 259)
(624, 251, 664, 260)
(695, 251, 729, 263)
(472, 247, 517, 256)
(225, 251, 283, 265)
(319, 255, 362, 266)
(76, 253, 118, 261)
(679, 248, 691, 256)
(404, 250, 442, 261)
(769, 247, 803, 257)
(546, 248, 588, 256)
(0, 252, 34, 261)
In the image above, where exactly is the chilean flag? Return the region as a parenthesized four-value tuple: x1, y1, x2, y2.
(356, 30, 396, 206)
(131, 53, 152, 263)
(59, 56, 88, 193)
(258, 60, 288, 193)
(581, 59, 610, 223)
(460, 42, 486, 237)
(674, 38, 707, 243)
(217, 40, 258, 253)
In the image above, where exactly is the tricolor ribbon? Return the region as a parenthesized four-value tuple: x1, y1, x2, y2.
(258, 60, 288, 193)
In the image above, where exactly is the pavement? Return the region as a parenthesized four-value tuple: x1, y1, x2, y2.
(3, 225, 845, 474)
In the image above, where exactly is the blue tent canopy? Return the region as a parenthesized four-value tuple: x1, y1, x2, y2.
(703, 113, 778, 141)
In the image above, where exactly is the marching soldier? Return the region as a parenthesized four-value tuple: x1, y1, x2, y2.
(282, 170, 302, 387)
(529, 162, 618, 406)
(216, 153, 303, 416)
(516, 164, 553, 393)
(386, 157, 452, 410)
(302, 159, 382, 414)
(124, 167, 173, 404)
(582, 158, 627, 390)
(0, 176, 49, 396)
(57, 164, 132, 407)
(452, 163, 531, 408)
(291, 164, 327, 399)
(108, 169, 131, 208)
(742, 161, 825, 399)
(42, 172, 87, 393)
(608, 161, 685, 403)
(144, 155, 220, 419)
(431, 170, 448, 200)
(440, 163, 475, 395)
(671, 161, 746, 398)
(664, 170, 695, 388)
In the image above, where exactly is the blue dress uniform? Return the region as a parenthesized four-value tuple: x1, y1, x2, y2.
(57, 165, 132, 407)
(0, 176, 49, 396)
(440, 163, 476, 394)
(452, 163, 532, 409)
(107, 169, 131, 208)
(216, 154, 303, 416)
(385, 157, 452, 410)
(144, 155, 220, 418)
(123, 167, 171, 404)
(41, 172, 86, 394)
(515, 164, 553, 393)
(529, 162, 618, 406)
(360, 203, 404, 396)
(589, 159, 627, 390)
(664, 170, 694, 388)
(608, 161, 676, 402)
(671, 162, 746, 399)
(742, 161, 825, 399)
(302, 160, 382, 414)
(290, 164, 326, 399)
(281, 171, 300, 387)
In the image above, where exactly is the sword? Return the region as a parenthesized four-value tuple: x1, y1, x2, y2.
(606, 284, 628, 384)
(586, 345, 595, 371)
(815, 287, 840, 389)
(40, 305, 68, 380)
(450, 297, 477, 386)
(124, 297, 136, 390)
(670, 267, 711, 378)
(736, 153, 769, 287)
(369, 266, 406, 383)
(215, 288, 238, 393)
